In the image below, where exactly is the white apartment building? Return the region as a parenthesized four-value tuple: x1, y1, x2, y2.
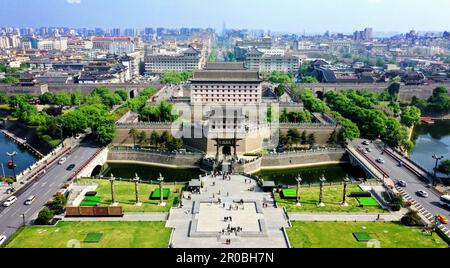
(37, 37, 68, 51)
(245, 47, 301, 73)
(190, 62, 262, 105)
(92, 37, 135, 55)
(144, 46, 201, 74)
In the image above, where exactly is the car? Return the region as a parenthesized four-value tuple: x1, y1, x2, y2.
(376, 158, 385, 164)
(75, 133, 82, 140)
(366, 148, 373, 153)
(417, 190, 429, 198)
(362, 141, 370, 146)
(66, 164, 76, 171)
(436, 215, 449, 224)
(0, 235, 7, 246)
(398, 161, 403, 167)
(398, 180, 407, 187)
(58, 157, 67, 165)
(24, 195, 36, 205)
(3, 196, 17, 207)
(5, 187, 15, 194)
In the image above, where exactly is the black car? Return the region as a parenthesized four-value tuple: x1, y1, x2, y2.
(66, 164, 76, 171)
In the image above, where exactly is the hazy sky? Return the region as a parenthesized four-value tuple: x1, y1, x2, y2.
(0, 0, 449, 33)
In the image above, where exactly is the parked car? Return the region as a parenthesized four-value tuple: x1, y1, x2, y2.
(363, 140, 370, 146)
(366, 148, 373, 153)
(0, 235, 7, 246)
(398, 180, 407, 187)
(436, 215, 449, 224)
(5, 187, 15, 194)
(3, 196, 17, 207)
(66, 164, 76, 171)
(417, 190, 429, 198)
(24, 195, 36, 205)
(376, 158, 385, 164)
(58, 157, 67, 165)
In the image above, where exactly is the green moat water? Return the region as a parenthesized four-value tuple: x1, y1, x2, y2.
(102, 162, 366, 185)
(410, 120, 450, 177)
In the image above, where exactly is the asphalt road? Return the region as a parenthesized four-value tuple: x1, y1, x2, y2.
(0, 140, 100, 242)
(352, 138, 450, 228)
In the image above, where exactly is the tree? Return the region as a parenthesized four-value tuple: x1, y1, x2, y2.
(287, 129, 301, 146)
(388, 82, 401, 101)
(35, 207, 55, 225)
(438, 160, 450, 176)
(302, 76, 319, 84)
(0, 92, 8, 104)
(150, 131, 159, 147)
(52, 194, 67, 212)
(141, 106, 160, 122)
(137, 131, 147, 146)
(93, 119, 116, 145)
(401, 106, 422, 127)
(0, 76, 19, 84)
(159, 131, 172, 149)
(401, 210, 422, 226)
(300, 131, 307, 145)
(307, 133, 316, 146)
(275, 84, 286, 97)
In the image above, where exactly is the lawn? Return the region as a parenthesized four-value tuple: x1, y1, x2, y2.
(276, 184, 386, 213)
(78, 179, 184, 212)
(287, 221, 448, 248)
(5, 221, 171, 248)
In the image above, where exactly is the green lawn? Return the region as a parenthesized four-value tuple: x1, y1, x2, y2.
(78, 179, 184, 212)
(276, 184, 386, 213)
(5, 221, 171, 248)
(287, 221, 448, 248)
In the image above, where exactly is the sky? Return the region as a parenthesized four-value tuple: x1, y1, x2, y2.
(0, 0, 449, 33)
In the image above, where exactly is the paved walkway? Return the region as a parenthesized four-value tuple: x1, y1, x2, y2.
(166, 174, 290, 248)
(63, 212, 169, 222)
(288, 212, 403, 222)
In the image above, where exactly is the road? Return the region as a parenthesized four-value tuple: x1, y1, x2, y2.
(352, 138, 450, 228)
(0, 140, 100, 241)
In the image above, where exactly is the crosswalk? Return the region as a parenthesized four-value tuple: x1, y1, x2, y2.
(396, 187, 450, 238)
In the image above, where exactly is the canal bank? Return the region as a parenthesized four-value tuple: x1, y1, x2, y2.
(0, 133, 38, 178)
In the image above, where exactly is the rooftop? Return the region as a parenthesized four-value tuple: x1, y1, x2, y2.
(192, 62, 261, 83)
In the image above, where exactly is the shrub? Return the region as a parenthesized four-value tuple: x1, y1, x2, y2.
(401, 210, 422, 226)
(35, 207, 55, 225)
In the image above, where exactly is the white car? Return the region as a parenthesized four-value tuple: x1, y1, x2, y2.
(58, 157, 67, 165)
(417, 190, 429, 198)
(3, 196, 17, 207)
(398, 180, 407, 187)
(0, 235, 7, 246)
(25, 195, 36, 205)
(363, 141, 370, 146)
(366, 148, 373, 153)
(376, 158, 385, 164)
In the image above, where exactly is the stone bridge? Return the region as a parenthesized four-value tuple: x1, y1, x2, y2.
(346, 143, 389, 180)
(74, 147, 109, 179)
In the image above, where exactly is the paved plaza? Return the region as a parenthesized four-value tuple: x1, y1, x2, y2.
(166, 174, 290, 248)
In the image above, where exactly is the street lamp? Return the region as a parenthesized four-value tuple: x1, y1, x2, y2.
(56, 123, 64, 147)
(134, 173, 141, 206)
(296, 174, 302, 206)
(109, 173, 117, 205)
(432, 154, 444, 186)
(158, 173, 165, 206)
(341, 174, 350, 207)
(318, 174, 326, 207)
(6, 151, 17, 182)
(21, 213, 26, 227)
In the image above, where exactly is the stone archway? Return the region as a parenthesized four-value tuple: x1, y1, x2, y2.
(90, 165, 103, 177)
(315, 91, 324, 100)
(222, 146, 232, 156)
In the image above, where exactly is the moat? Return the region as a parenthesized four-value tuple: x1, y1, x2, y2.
(101, 162, 366, 185)
(410, 120, 450, 177)
(0, 134, 38, 177)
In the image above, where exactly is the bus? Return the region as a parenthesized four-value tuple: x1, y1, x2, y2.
(440, 195, 450, 209)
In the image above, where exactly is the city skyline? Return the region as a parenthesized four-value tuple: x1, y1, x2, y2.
(0, 0, 449, 33)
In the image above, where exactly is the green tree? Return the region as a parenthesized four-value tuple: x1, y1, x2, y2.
(401, 210, 422, 226)
(307, 133, 316, 146)
(300, 131, 307, 145)
(150, 131, 159, 147)
(0, 76, 19, 84)
(128, 128, 138, 148)
(93, 118, 116, 145)
(401, 106, 422, 127)
(137, 131, 147, 146)
(35, 207, 55, 225)
(438, 160, 450, 176)
(0, 92, 8, 104)
(275, 84, 286, 97)
(302, 76, 319, 84)
(287, 129, 301, 146)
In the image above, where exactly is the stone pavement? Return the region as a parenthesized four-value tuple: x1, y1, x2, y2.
(288, 212, 403, 222)
(166, 174, 290, 248)
(63, 212, 169, 222)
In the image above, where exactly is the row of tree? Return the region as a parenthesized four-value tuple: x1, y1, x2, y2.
(128, 129, 183, 151)
(160, 71, 192, 85)
(279, 129, 317, 150)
